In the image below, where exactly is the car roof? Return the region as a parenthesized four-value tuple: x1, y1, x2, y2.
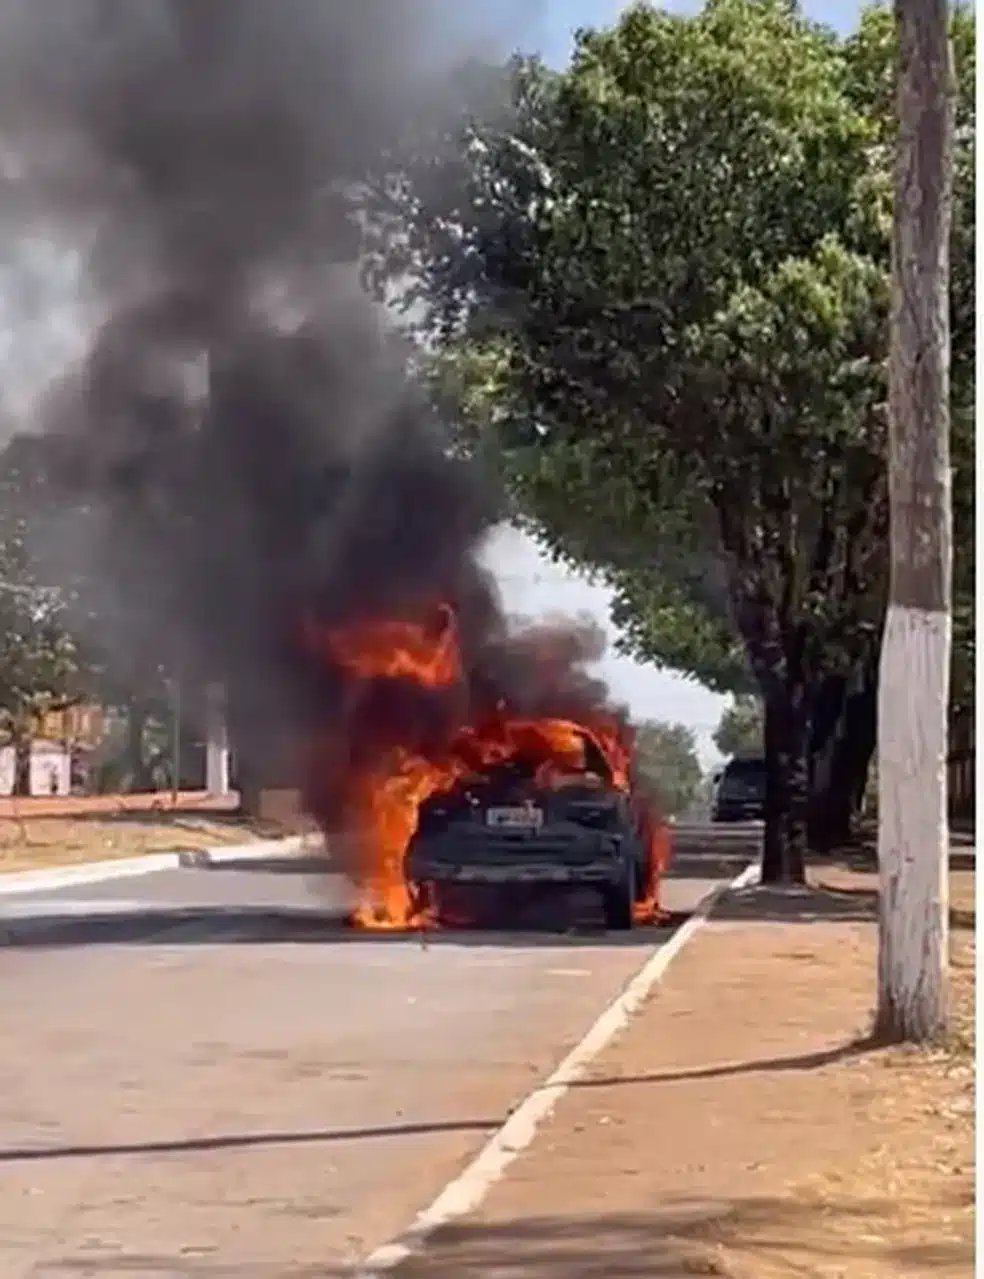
(722, 756, 766, 773)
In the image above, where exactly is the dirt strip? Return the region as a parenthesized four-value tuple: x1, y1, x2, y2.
(0, 793, 267, 875)
(390, 862, 975, 1279)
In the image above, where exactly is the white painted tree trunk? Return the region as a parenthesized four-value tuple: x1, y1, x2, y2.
(876, 604, 950, 1040)
(877, 0, 954, 1043)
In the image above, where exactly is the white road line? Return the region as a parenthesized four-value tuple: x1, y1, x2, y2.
(355, 857, 760, 1277)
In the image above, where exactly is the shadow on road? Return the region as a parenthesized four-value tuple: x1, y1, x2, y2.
(0, 1116, 499, 1165)
(34, 1199, 968, 1277)
(716, 879, 975, 929)
(197, 844, 760, 882)
(567, 1033, 877, 1091)
(826, 845, 975, 874)
(369, 1199, 972, 1278)
(0, 906, 688, 950)
(664, 847, 756, 881)
(715, 882, 879, 924)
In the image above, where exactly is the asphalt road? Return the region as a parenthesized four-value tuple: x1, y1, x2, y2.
(0, 823, 760, 1278)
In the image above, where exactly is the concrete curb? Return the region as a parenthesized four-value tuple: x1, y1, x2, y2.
(0, 833, 320, 897)
(175, 834, 318, 868)
(356, 856, 762, 1277)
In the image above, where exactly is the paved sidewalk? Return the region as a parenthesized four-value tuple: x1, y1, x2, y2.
(392, 864, 974, 1279)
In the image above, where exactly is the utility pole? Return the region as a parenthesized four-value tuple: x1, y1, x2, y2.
(169, 676, 182, 807)
(205, 681, 230, 797)
(876, 0, 955, 1041)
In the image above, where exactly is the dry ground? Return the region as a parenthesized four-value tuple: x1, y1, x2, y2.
(0, 791, 282, 874)
(393, 858, 975, 1279)
(0, 789, 240, 819)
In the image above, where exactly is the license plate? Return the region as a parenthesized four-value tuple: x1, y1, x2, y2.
(454, 865, 574, 882)
(485, 805, 544, 830)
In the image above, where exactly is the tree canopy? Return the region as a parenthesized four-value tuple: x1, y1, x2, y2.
(631, 718, 703, 817)
(0, 433, 181, 781)
(365, 0, 976, 878)
(713, 695, 764, 760)
(0, 444, 86, 764)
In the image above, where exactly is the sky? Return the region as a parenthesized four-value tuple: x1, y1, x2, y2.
(533, 0, 865, 66)
(486, 0, 867, 768)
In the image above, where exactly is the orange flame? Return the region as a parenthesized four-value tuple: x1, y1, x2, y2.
(322, 605, 461, 688)
(302, 607, 669, 929)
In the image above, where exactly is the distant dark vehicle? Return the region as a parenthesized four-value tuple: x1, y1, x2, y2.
(712, 757, 766, 822)
(406, 731, 652, 930)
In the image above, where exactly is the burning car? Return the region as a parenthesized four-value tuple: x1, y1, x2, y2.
(301, 607, 670, 932)
(11, 6, 676, 937)
(405, 727, 655, 929)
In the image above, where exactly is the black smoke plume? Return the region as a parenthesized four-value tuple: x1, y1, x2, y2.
(0, 0, 623, 814)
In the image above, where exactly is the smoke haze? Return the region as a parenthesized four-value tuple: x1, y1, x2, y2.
(0, 0, 624, 810)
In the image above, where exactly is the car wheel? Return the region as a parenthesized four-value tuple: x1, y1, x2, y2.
(602, 863, 634, 931)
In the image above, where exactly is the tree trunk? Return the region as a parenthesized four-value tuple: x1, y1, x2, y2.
(877, 0, 954, 1043)
(807, 674, 847, 850)
(761, 687, 809, 885)
(124, 701, 153, 792)
(809, 670, 878, 853)
(11, 731, 30, 798)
